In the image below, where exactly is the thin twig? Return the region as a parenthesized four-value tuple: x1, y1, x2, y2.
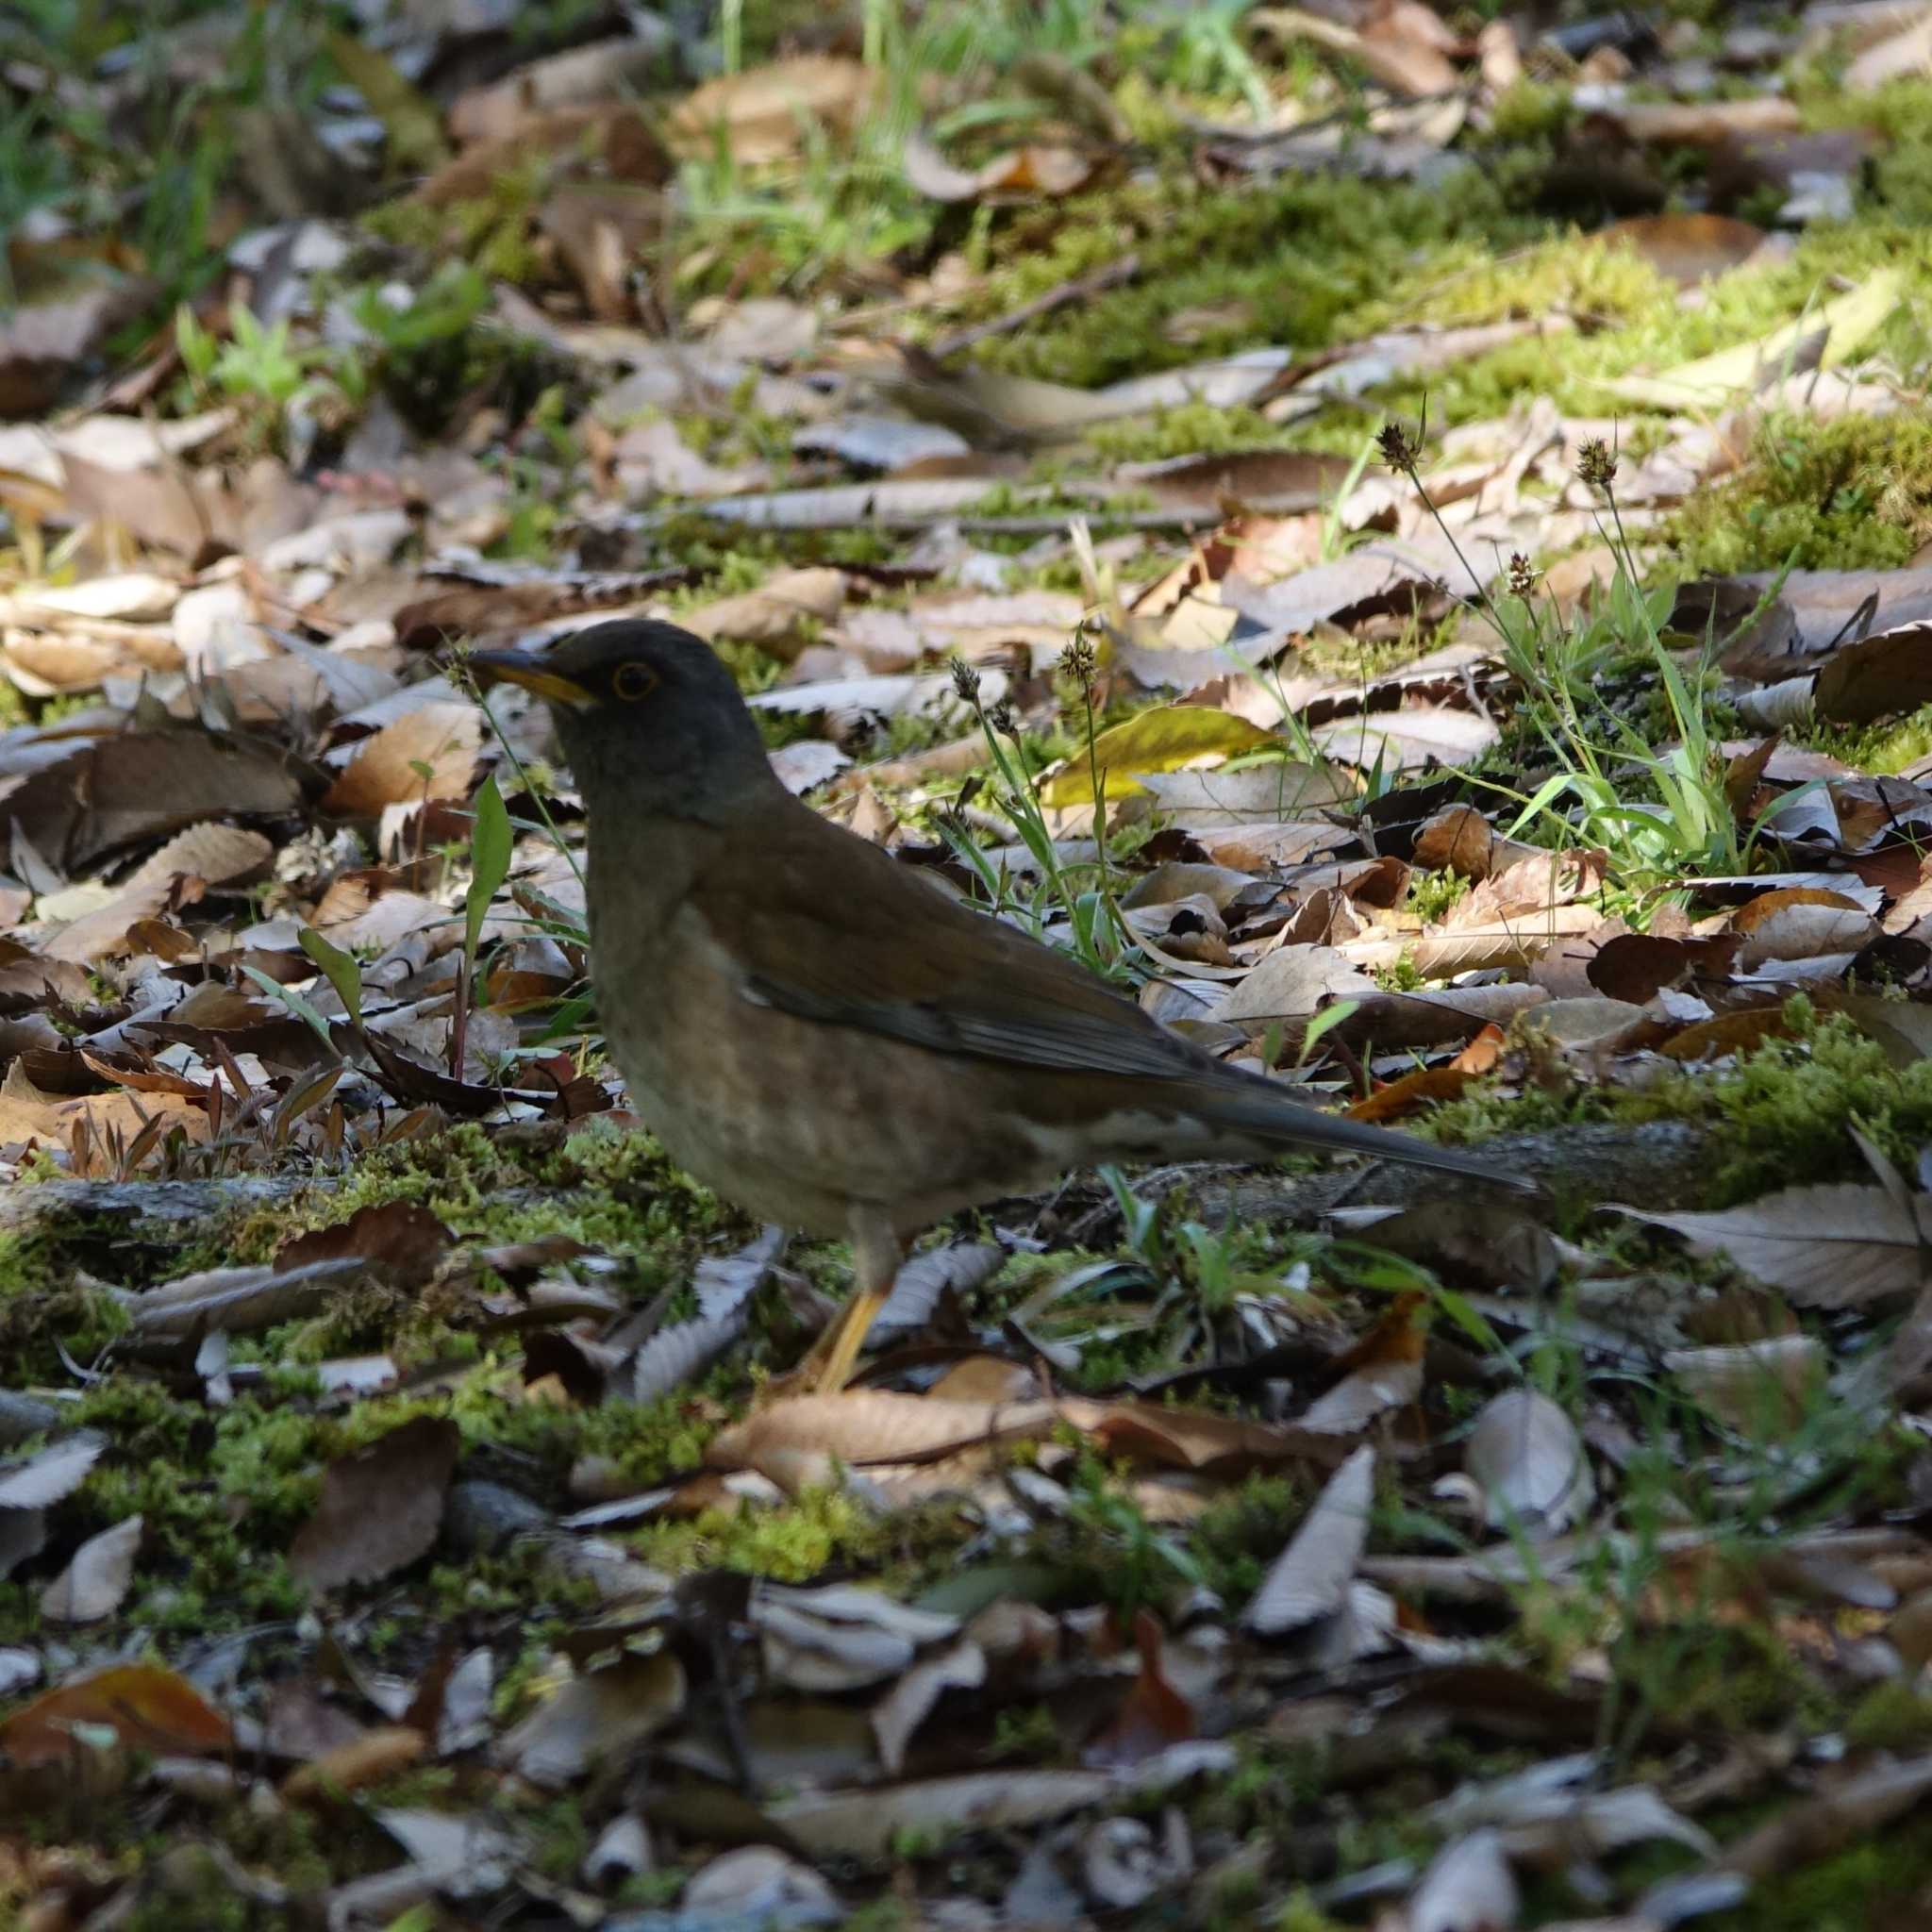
(927, 253, 1141, 360)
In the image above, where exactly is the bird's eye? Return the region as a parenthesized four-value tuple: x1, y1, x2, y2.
(613, 661, 658, 702)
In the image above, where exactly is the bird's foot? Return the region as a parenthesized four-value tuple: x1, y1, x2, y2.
(792, 1284, 889, 1395)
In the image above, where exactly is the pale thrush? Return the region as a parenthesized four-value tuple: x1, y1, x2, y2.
(473, 621, 1531, 1388)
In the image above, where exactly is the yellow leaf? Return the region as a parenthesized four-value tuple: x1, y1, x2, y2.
(1603, 269, 1902, 409)
(1040, 707, 1281, 806)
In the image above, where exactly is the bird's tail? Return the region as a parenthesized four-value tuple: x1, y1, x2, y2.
(1188, 1067, 1540, 1192)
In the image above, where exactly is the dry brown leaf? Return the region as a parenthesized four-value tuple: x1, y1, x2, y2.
(0, 1662, 231, 1768)
(1668, 1335, 1826, 1435)
(667, 56, 877, 165)
(129, 822, 275, 891)
(0, 277, 156, 417)
(903, 131, 1103, 203)
(1846, 11, 1932, 87)
(0, 1064, 208, 1171)
(498, 1652, 685, 1786)
(1721, 1753, 1932, 1881)
(770, 1769, 1114, 1859)
(683, 567, 849, 651)
(709, 1393, 1058, 1476)
(1591, 97, 1802, 146)
(1625, 1185, 1931, 1306)
(448, 33, 675, 145)
(321, 704, 482, 818)
(1657, 1006, 1791, 1061)
(1407, 1829, 1520, 1932)
(1347, 1025, 1503, 1122)
(289, 1416, 459, 1592)
(1814, 620, 1932, 724)
(7, 728, 312, 872)
(1212, 946, 1377, 1028)
(1412, 804, 1496, 877)
(871, 1638, 988, 1774)
(1596, 212, 1769, 284)
(283, 1726, 427, 1801)
(415, 105, 670, 206)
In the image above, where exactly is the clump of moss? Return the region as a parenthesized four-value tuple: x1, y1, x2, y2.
(1702, 1816, 1932, 1932)
(959, 162, 1547, 390)
(1428, 1002, 1932, 1206)
(1802, 702, 1932, 777)
(365, 160, 547, 282)
(1665, 410, 1932, 577)
(627, 1483, 925, 1583)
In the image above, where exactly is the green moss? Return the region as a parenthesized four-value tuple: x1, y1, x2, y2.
(1404, 865, 1473, 924)
(364, 162, 547, 282)
(1084, 402, 1309, 463)
(1665, 409, 1932, 577)
(1802, 703, 1932, 776)
(1844, 1678, 1932, 1752)
(219, 1119, 733, 1284)
(1192, 1471, 1307, 1605)
(1428, 1003, 1932, 1207)
(0, 1250, 131, 1380)
(627, 1484, 909, 1583)
(956, 163, 1548, 390)
(1703, 1816, 1932, 1932)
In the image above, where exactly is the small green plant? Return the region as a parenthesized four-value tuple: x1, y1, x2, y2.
(177, 300, 362, 445)
(208, 303, 310, 405)
(1063, 1451, 1205, 1621)
(1376, 414, 1753, 897)
(451, 774, 512, 1078)
(941, 655, 1140, 984)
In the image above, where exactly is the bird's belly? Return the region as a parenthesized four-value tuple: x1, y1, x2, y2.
(597, 967, 1051, 1237)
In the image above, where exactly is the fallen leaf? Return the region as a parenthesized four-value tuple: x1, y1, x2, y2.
(771, 1769, 1114, 1860)
(289, 1416, 460, 1592)
(1665, 1335, 1826, 1434)
(321, 703, 482, 817)
(1597, 212, 1769, 284)
(872, 1638, 988, 1774)
(0, 1432, 106, 1511)
(283, 1725, 426, 1801)
(1244, 1443, 1375, 1635)
(1814, 619, 1932, 724)
(903, 131, 1103, 203)
(667, 56, 877, 165)
(1846, 10, 1932, 86)
(41, 1514, 142, 1623)
(1624, 1185, 1930, 1306)
(1408, 1828, 1520, 1932)
(1461, 1391, 1591, 1537)
(1605, 269, 1902, 409)
(1040, 707, 1283, 806)
(498, 1651, 685, 1786)
(0, 1662, 231, 1768)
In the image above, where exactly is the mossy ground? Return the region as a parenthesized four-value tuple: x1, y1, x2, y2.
(9, 19, 1932, 1930)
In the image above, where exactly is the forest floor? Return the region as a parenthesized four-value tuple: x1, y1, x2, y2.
(8, 2, 1932, 1927)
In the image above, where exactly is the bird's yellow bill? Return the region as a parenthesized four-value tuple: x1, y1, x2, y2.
(468, 651, 594, 708)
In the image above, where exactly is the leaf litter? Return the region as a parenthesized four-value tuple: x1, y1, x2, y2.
(8, 0, 1932, 1924)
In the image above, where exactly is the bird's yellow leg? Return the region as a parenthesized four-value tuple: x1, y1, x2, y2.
(798, 1210, 901, 1395)
(804, 1284, 890, 1395)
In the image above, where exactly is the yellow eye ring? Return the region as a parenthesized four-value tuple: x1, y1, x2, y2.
(613, 661, 658, 702)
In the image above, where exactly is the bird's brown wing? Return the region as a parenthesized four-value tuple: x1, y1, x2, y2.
(687, 798, 1534, 1191)
(690, 802, 1208, 1081)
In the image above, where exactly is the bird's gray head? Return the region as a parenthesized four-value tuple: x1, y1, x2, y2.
(471, 620, 774, 823)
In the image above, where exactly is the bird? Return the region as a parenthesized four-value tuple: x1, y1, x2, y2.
(471, 620, 1534, 1392)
